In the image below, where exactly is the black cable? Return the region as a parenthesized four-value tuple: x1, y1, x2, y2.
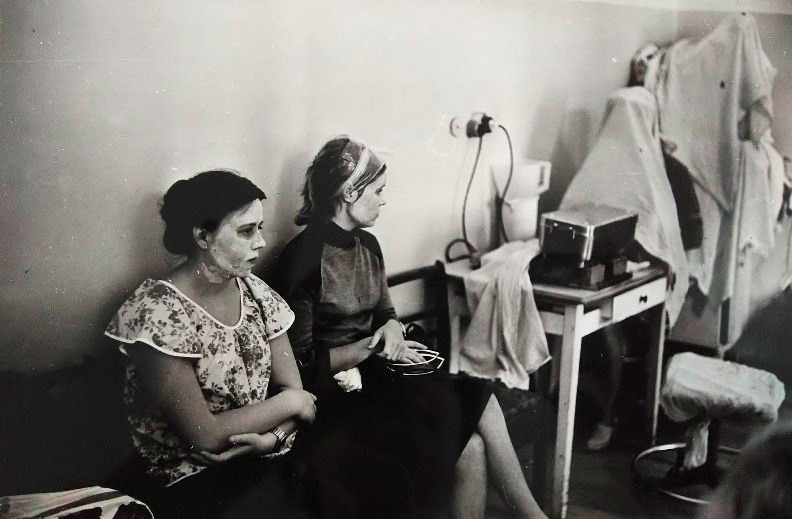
(444, 136, 485, 263)
(461, 136, 484, 247)
(496, 124, 514, 243)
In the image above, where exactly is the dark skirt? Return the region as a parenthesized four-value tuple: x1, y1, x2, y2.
(112, 453, 312, 519)
(301, 357, 492, 519)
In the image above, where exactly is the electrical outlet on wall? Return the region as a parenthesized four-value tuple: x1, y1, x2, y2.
(449, 112, 496, 138)
(449, 117, 464, 137)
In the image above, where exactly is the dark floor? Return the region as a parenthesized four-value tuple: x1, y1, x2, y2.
(487, 399, 791, 519)
(564, 409, 790, 519)
(488, 290, 792, 519)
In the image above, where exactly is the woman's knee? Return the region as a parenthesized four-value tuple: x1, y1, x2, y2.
(457, 432, 486, 473)
(478, 394, 508, 431)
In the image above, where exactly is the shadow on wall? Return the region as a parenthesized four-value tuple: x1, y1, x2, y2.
(543, 108, 595, 213)
(89, 190, 172, 361)
(256, 150, 312, 278)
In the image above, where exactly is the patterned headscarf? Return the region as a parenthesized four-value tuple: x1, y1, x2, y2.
(340, 138, 386, 196)
(295, 136, 387, 225)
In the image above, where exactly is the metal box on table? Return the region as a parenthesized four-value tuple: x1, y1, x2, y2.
(539, 203, 637, 266)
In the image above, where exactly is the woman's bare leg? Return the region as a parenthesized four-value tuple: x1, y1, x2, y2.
(600, 325, 626, 426)
(585, 325, 627, 450)
(450, 432, 487, 519)
(477, 395, 548, 519)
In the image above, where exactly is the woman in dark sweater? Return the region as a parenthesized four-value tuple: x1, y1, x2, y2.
(274, 137, 547, 519)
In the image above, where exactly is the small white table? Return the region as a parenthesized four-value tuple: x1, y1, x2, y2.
(445, 261, 667, 519)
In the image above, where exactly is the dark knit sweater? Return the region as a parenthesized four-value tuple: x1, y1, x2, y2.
(272, 221, 396, 390)
(273, 223, 492, 519)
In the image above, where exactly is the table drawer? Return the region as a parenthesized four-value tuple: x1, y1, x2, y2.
(612, 277, 666, 321)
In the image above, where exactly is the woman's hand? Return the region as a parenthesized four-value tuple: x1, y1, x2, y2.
(190, 443, 254, 465)
(230, 432, 279, 454)
(280, 387, 318, 423)
(369, 320, 414, 360)
(376, 339, 426, 364)
(190, 432, 278, 465)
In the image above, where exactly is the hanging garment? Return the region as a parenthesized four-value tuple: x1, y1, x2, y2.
(652, 13, 777, 211)
(648, 14, 779, 301)
(662, 116, 784, 306)
(460, 240, 550, 390)
(738, 136, 787, 259)
(560, 87, 689, 325)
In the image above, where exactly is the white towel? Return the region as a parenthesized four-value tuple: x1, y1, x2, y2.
(459, 240, 550, 390)
(334, 367, 362, 392)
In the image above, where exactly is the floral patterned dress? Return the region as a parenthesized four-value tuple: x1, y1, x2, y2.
(104, 274, 294, 487)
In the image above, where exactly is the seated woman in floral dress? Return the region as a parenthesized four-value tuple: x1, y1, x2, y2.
(274, 137, 548, 519)
(105, 170, 317, 519)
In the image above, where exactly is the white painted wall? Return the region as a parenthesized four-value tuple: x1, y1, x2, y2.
(1, 0, 790, 370)
(575, 0, 792, 15)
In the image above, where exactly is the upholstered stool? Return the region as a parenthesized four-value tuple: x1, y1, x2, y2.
(633, 352, 785, 504)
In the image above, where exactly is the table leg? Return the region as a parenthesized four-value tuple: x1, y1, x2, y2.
(449, 313, 462, 374)
(550, 303, 584, 519)
(645, 303, 666, 446)
(446, 280, 464, 375)
(547, 335, 561, 401)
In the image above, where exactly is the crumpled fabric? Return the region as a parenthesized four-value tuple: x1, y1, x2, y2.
(660, 352, 785, 424)
(560, 87, 688, 325)
(459, 240, 550, 390)
(683, 418, 711, 469)
(660, 352, 785, 469)
(0, 486, 153, 519)
(333, 366, 362, 392)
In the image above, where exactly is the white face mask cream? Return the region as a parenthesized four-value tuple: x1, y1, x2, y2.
(200, 199, 266, 281)
(199, 261, 232, 284)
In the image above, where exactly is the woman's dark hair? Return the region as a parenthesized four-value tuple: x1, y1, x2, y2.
(160, 169, 266, 256)
(295, 136, 386, 225)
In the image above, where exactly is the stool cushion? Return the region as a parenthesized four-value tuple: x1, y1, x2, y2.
(660, 352, 785, 423)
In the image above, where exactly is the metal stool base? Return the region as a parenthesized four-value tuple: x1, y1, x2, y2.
(633, 443, 739, 505)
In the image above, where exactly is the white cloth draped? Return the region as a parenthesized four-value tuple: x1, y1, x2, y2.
(560, 87, 689, 325)
(653, 13, 777, 211)
(649, 13, 780, 301)
(459, 240, 550, 390)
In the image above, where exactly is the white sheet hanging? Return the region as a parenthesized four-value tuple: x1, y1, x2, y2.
(653, 13, 777, 211)
(560, 87, 689, 325)
(649, 13, 780, 301)
(739, 137, 786, 259)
